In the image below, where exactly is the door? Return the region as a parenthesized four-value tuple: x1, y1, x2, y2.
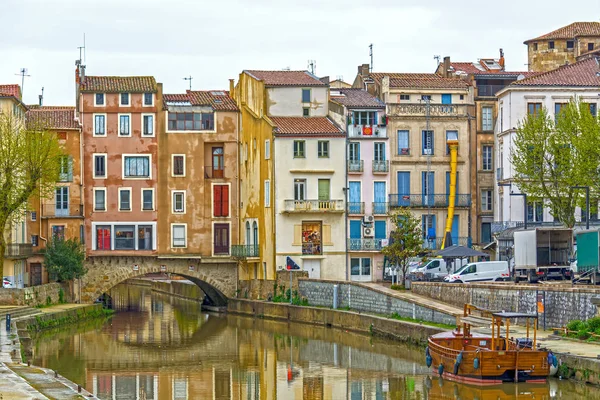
(441, 94, 452, 104)
(349, 220, 362, 251)
(318, 179, 330, 210)
(55, 187, 69, 216)
(214, 224, 230, 255)
(396, 172, 410, 207)
(348, 182, 361, 213)
(481, 222, 492, 243)
(374, 182, 386, 214)
(30, 263, 42, 286)
(422, 171, 434, 206)
(374, 221, 386, 249)
(212, 147, 224, 178)
(304, 259, 321, 279)
(351, 257, 371, 281)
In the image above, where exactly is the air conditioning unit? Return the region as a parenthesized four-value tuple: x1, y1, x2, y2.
(363, 215, 374, 223)
(424, 149, 432, 155)
(363, 226, 374, 238)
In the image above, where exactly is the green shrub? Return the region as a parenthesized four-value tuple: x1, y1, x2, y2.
(578, 328, 591, 340)
(58, 288, 65, 304)
(566, 319, 584, 332)
(587, 317, 600, 332)
(390, 284, 405, 291)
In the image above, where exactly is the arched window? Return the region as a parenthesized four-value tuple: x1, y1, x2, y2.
(253, 221, 258, 247)
(245, 221, 251, 245)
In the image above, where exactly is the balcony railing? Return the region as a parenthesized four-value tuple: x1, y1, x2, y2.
(347, 125, 388, 138)
(387, 103, 468, 118)
(347, 202, 365, 215)
(372, 202, 388, 215)
(231, 244, 259, 259)
(348, 160, 363, 173)
(476, 85, 505, 97)
(423, 237, 472, 250)
(348, 238, 383, 251)
(372, 160, 389, 173)
(41, 203, 83, 218)
(283, 199, 345, 213)
(204, 166, 225, 179)
(389, 194, 471, 208)
(4, 243, 33, 259)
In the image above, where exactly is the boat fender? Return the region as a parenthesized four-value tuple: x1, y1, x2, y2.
(548, 352, 558, 368)
(456, 351, 463, 365)
(453, 362, 459, 375)
(426, 355, 432, 368)
(473, 357, 480, 370)
(438, 363, 444, 376)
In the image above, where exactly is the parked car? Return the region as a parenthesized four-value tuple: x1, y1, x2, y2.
(2, 277, 13, 288)
(412, 258, 469, 281)
(443, 261, 510, 283)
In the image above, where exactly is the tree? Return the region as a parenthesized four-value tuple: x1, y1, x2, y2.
(381, 208, 426, 286)
(44, 238, 86, 282)
(0, 112, 63, 278)
(511, 100, 600, 227)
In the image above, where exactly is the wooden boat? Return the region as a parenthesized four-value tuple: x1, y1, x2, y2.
(427, 304, 551, 385)
(424, 377, 552, 400)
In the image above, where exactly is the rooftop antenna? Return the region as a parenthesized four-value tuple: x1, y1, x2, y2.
(77, 33, 86, 65)
(369, 44, 373, 72)
(434, 55, 441, 65)
(336, 75, 344, 81)
(308, 60, 316, 75)
(183, 75, 193, 91)
(15, 68, 30, 97)
(38, 87, 44, 106)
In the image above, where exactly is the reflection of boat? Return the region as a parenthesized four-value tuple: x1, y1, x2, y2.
(427, 304, 550, 384)
(425, 376, 552, 399)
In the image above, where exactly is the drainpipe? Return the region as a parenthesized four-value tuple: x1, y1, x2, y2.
(345, 109, 349, 281)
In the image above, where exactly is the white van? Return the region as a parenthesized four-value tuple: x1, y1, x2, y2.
(413, 258, 468, 280)
(443, 261, 510, 283)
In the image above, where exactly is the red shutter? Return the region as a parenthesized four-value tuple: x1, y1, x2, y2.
(222, 185, 229, 217)
(213, 186, 222, 217)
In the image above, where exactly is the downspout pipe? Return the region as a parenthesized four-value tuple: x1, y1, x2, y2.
(345, 110, 349, 281)
(442, 138, 459, 249)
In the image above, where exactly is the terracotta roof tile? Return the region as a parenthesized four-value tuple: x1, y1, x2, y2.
(525, 22, 600, 44)
(510, 57, 600, 87)
(449, 62, 534, 77)
(330, 89, 385, 108)
(80, 76, 157, 93)
(0, 84, 21, 99)
(390, 74, 470, 89)
(163, 91, 238, 111)
(26, 107, 79, 130)
(244, 70, 326, 87)
(271, 117, 343, 136)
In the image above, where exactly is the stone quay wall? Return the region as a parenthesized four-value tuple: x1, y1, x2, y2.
(0, 283, 69, 307)
(238, 270, 309, 300)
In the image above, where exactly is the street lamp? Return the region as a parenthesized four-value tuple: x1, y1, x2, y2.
(572, 186, 590, 230)
(498, 183, 528, 230)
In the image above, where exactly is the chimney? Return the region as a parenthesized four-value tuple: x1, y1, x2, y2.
(443, 56, 451, 78)
(38, 95, 43, 106)
(359, 63, 370, 76)
(499, 48, 505, 71)
(80, 65, 86, 84)
(319, 76, 330, 85)
(229, 79, 234, 96)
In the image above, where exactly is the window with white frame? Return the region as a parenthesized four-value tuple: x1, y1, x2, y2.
(94, 114, 106, 136)
(172, 191, 186, 213)
(482, 106, 493, 131)
(119, 114, 131, 136)
(30, 211, 37, 221)
(318, 141, 329, 158)
(123, 155, 150, 178)
(93, 223, 156, 251)
(93, 154, 106, 178)
(143, 93, 153, 106)
(120, 93, 130, 106)
(482, 145, 493, 171)
(264, 180, 270, 207)
(481, 189, 493, 211)
(265, 140, 270, 160)
(294, 179, 306, 201)
(142, 114, 154, 136)
(94, 188, 106, 211)
(95, 93, 105, 106)
(119, 188, 131, 211)
(172, 224, 187, 248)
(142, 189, 154, 211)
(397, 130, 409, 155)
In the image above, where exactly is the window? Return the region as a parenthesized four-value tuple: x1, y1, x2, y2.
(95, 93, 105, 106)
(31, 235, 38, 247)
(119, 188, 131, 211)
(114, 225, 135, 250)
(301, 89, 311, 103)
(265, 140, 270, 160)
(302, 221, 322, 255)
(294, 179, 306, 201)
(142, 114, 154, 136)
(293, 140, 305, 158)
(481, 190, 493, 211)
(554, 103, 567, 122)
(138, 225, 153, 250)
(172, 155, 185, 177)
(397, 130, 409, 155)
(173, 191, 186, 213)
(52, 225, 65, 241)
(264, 180, 270, 207)
(123, 155, 150, 178)
(167, 112, 214, 131)
(94, 188, 106, 211)
(400, 94, 410, 101)
(142, 189, 154, 210)
(318, 141, 329, 158)
(422, 130, 434, 155)
(589, 103, 597, 117)
(482, 145, 493, 171)
(214, 223, 230, 255)
(57, 131, 67, 140)
(96, 225, 111, 250)
(120, 93, 130, 106)
(93, 154, 106, 178)
(481, 223, 492, 244)
(482, 106, 493, 131)
(527, 201, 544, 222)
(421, 95, 431, 101)
(55, 187, 69, 216)
(566, 40, 574, 49)
(533, 43, 538, 51)
(94, 114, 106, 136)
(119, 114, 131, 136)
(80, 225, 84, 244)
(351, 258, 371, 277)
(213, 185, 229, 217)
(144, 93, 153, 106)
(348, 142, 360, 161)
(589, 43, 595, 52)
(318, 179, 330, 200)
(302, 107, 310, 117)
(548, 41, 555, 49)
(92, 223, 155, 251)
(352, 111, 376, 125)
(58, 156, 73, 182)
(527, 103, 542, 116)
(172, 224, 187, 248)
(30, 211, 36, 221)
(374, 142, 385, 161)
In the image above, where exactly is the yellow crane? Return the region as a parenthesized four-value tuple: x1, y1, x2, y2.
(441, 132, 459, 249)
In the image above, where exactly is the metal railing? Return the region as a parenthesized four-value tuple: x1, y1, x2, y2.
(389, 194, 471, 208)
(422, 237, 472, 250)
(476, 85, 505, 97)
(372, 160, 389, 173)
(347, 202, 365, 214)
(387, 103, 469, 118)
(347, 160, 363, 173)
(231, 244, 259, 259)
(372, 202, 388, 215)
(347, 125, 388, 138)
(204, 166, 225, 179)
(348, 238, 384, 251)
(4, 243, 33, 259)
(283, 199, 345, 213)
(41, 203, 83, 217)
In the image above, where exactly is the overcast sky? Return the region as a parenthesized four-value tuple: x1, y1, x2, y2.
(1, 0, 599, 105)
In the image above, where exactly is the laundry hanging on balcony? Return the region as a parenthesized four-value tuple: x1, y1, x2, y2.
(362, 125, 373, 135)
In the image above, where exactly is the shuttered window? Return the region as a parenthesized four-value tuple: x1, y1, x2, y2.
(213, 185, 229, 217)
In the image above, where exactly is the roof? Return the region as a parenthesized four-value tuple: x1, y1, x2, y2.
(509, 57, 600, 87)
(329, 88, 385, 108)
(0, 84, 21, 99)
(163, 90, 238, 111)
(244, 70, 326, 87)
(525, 22, 600, 44)
(493, 312, 538, 319)
(367, 72, 470, 89)
(80, 76, 158, 93)
(26, 106, 79, 130)
(448, 62, 532, 78)
(270, 117, 343, 137)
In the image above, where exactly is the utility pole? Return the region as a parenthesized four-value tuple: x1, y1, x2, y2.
(183, 76, 193, 91)
(15, 68, 30, 96)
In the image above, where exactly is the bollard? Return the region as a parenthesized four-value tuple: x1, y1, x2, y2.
(78, 385, 82, 393)
(333, 284, 338, 309)
(5, 314, 10, 332)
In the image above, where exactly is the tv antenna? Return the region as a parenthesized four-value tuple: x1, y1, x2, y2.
(434, 55, 441, 65)
(183, 75, 193, 91)
(15, 68, 30, 96)
(369, 44, 373, 72)
(77, 33, 86, 64)
(308, 60, 316, 75)
(39, 87, 44, 106)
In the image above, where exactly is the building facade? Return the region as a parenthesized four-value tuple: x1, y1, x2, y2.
(329, 89, 389, 281)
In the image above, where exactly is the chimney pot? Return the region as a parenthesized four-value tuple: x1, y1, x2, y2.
(360, 64, 370, 76)
(443, 56, 451, 78)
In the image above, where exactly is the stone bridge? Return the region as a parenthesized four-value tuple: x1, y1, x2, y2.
(78, 256, 237, 306)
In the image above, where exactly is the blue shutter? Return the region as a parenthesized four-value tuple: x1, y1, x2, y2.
(396, 172, 410, 206)
(422, 172, 434, 206)
(442, 94, 452, 104)
(349, 220, 362, 239)
(374, 221, 386, 239)
(451, 215, 459, 246)
(349, 182, 361, 214)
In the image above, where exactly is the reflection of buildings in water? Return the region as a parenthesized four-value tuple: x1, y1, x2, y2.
(425, 377, 552, 400)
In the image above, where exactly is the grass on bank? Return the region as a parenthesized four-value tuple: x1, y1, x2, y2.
(564, 317, 600, 342)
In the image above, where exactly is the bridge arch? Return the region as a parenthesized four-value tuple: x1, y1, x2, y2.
(79, 256, 237, 307)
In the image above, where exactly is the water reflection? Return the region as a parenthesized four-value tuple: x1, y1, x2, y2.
(29, 282, 600, 399)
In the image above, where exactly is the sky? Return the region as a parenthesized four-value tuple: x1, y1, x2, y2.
(1, 0, 599, 106)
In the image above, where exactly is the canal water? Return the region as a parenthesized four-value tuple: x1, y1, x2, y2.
(29, 282, 600, 399)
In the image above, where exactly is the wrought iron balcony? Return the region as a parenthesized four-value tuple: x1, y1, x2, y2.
(476, 85, 505, 97)
(231, 244, 259, 259)
(387, 103, 469, 118)
(347, 202, 364, 215)
(348, 160, 363, 173)
(389, 194, 471, 208)
(347, 124, 387, 138)
(423, 237, 472, 250)
(41, 203, 83, 218)
(372, 202, 388, 215)
(204, 166, 225, 179)
(372, 160, 389, 173)
(348, 238, 384, 251)
(4, 243, 33, 259)
(283, 199, 345, 213)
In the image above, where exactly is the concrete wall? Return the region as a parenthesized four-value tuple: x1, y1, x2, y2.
(0, 282, 70, 306)
(238, 270, 308, 299)
(267, 87, 328, 117)
(298, 279, 457, 326)
(412, 281, 600, 328)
